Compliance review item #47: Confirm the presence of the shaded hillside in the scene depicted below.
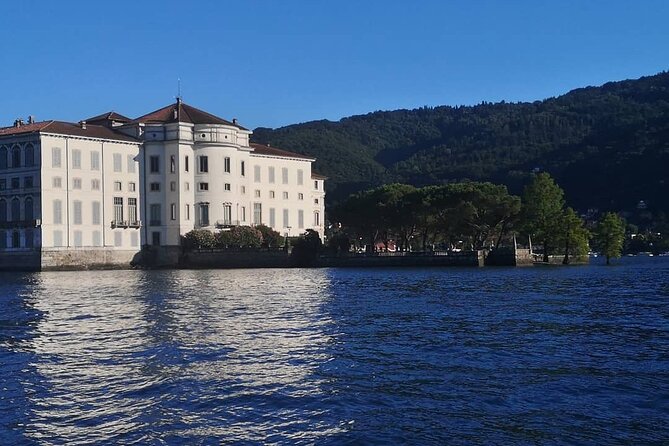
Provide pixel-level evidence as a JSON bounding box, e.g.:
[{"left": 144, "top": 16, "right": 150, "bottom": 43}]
[{"left": 252, "top": 71, "right": 669, "bottom": 214}]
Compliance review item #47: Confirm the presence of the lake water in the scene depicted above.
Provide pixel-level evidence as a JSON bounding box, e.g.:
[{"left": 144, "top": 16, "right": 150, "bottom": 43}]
[{"left": 1, "top": 258, "right": 668, "bottom": 445}]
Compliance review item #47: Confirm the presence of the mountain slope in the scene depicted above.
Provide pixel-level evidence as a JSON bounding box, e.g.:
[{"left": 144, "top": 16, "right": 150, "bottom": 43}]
[{"left": 252, "top": 71, "right": 669, "bottom": 213}]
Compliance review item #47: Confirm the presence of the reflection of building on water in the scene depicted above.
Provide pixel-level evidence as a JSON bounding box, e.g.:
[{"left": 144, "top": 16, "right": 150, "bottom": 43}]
[
  {"left": 19, "top": 269, "right": 341, "bottom": 443},
  {"left": 0, "top": 101, "right": 326, "bottom": 271}
]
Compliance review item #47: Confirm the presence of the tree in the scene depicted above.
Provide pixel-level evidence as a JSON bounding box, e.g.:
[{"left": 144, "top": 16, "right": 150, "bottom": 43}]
[
  {"left": 183, "top": 229, "right": 216, "bottom": 249},
  {"left": 255, "top": 224, "right": 282, "bottom": 248},
  {"left": 559, "top": 207, "right": 590, "bottom": 264},
  {"left": 521, "top": 173, "right": 566, "bottom": 262},
  {"left": 593, "top": 212, "right": 626, "bottom": 265}
]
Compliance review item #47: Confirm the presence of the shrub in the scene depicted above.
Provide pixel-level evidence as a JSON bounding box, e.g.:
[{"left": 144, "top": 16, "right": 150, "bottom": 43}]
[
  {"left": 183, "top": 229, "right": 216, "bottom": 249},
  {"left": 256, "top": 224, "right": 282, "bottom": 248}
]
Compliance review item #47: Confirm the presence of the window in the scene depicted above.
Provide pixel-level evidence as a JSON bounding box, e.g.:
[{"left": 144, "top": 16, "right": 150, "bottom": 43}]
[
  {"left": 314, "top": 180, "right": 319, "bottom": 190},
  {"left": 185, "top": 204, "right": 190, "bottom": 221},
  {"left": 223, "top": 204, "right": 232, "bottom": 225},
  {"left": 129, "top": 182, "right": 136, "bottom": 192},
  {"left": 25, "top": 145, "right": 34, "bottom": 167},
  {"left": 72, "top": 149, "right": 81, "bottom": 169},
  {"left": 53, "top": 200, "right": 62, "bottom": 224},
  {"left": 224, "top": 157, "right": 231, "bottom": 173},
  {"left": 283, "top": 191, "right": 289, "bottom": 200},
  {"left": 52, "top": 147, "right": 61, "bottom": 168},
  {"left": 73, "top": 201, "right": 82, "bottom": 225},
  {"left": 198, "top": 203, "right": 209, "bottom": 226},
  {"left": 199, "top": 182, "right": 209, "bottom": 191},
  {"left": 92, "top": 231, "right": 102, "bottom": 247},
  {"left": 91, "top": 179, "right": 101, "bottom": 190},
  {"left": 241, "top": 206, "right": 246, "bottom": 222},
  {"left": 269, "top": 191, "right": 275, "bottom": 199},
  {"left": 12, "top": 147, "right": 21, "bottom": 168},
  {"left": 0, "top": 230, "right": 5, "bottom": 248},
  {"left": 0, "top": 200, "right": 5, "bottom": 222},
  {"left": 254, "top": 165, "right": 260, "bottom": 182},
  {"left": 253, "top": 203, "right": 262, "bottom": 225},
  {"left": 297, "top": 169, "right": 304, "bottom": 185},
  {"left": 269, "top": 207, "right": 276, "bottom": 227},
  {"left": 152, "top": 232, "right": 160, "bottom": 246},
  {"left": 185, "top": 156, "right": 189, "bottom": 172},
  {"left": 53, "top": 230, "right": 63, "bottom": 247},
  {"left": 254, "top": 189, "right": 261, "bottom": 198},
  {"left": 283, "top": 209, "right": 289, "bottom": 228},
  {"left": 170, "top": 155, "right": 176, "bottom": 173},
  {"left": 12, "top": 231, "right": 20, "bottom": 248},
  {"left": 11, "top": 177, "right": 19, "bottom": 189},
  {"left": 114, "top": 232, "right": 122, "bottom": 247},
  {"left": 11, "top": 198, "right": 19, "bottom": 221},
  {"left": 241, "top": 186, "right": 246, "bottom": 194},
  {"left": 224, "top": 183, "right": 231, "bottom": 191},
  {"left": 298, "top": 193, "right": 304, "bottom": 200},
  {"left": 184, "top": 182, "right": 190, "bottom": 191},
  {"left": 113, "top": 153, "right": 122, "bottom": 172},
  {"left": 314, "top": 211, "right": 321, "bottom": 226},
  {"left": 298, "top": 210, "right": 304, "bottom": 229},
  {"left": 269, "top": 166, "right": 275, "bottom": 183},
  {"left": 0, "top": 179, "right": 4, "bottom": 191},
  {"left": 171, "top": 203, "right": 177, "bottom": 220},
  {"left": 91, "top": 151, "right": 100, "bottom": 170},
  {"left": 24, "top": 197, "right": 33, "bottom": 221},
  {"left": 53, "top": 177, "right": 62, "bottom": 188},
  {"left": 150, "top": 155, "right": 160, "bottom": 173},
  {"left": 170, "top": 181, "right": 176, "bottom": 191},
  {"left": 113, "top": 197, "right": 123, "bottom": 223},
  {"left": 127, "top": 155, "right": 136, "bottom": 173},
  {"left": 128, "top": 198, "right": 138, "bottom": 224},
  {"left": 24, "top": 176, "right": 33, "bottom": 188},
  {"left": 92, "top": 201, "right": 101, "bottom": 225},
  {"left": 282, "top": 167, "right": 288, "bottom": 184},
  {"left": 73, "top": 178, "right": 82, "bottom": 190},
  {"left": 0, "top": 147, "right": 6, "bottom": 169},
  {"left": 150, "top": 182, "right": 160, "bottom": 191},
  {"left": 315, "top": 198, "right": 319, "bottom": 204},
  {"left": 114, "top": 181, "right": 122, "bottom": 192},
  {"left": 25, "top": 229, "right": 34, "bottom": 248},
  {"left": 150, "top": 204, "right": 161, "bottom": 226},
  {"left": 240, "top": 161, "right": 245, "bottom": 177},
  {"left": 198, "top": 155, "right": 208, "bottom": 173},
  {"left": 131, "top": 231, "right": 138, "bottom": 247}
]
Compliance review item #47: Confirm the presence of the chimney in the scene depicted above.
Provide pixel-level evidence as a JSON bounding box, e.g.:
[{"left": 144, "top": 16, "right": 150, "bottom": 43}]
[
  {"left": 232, "top": 118, "right": 237, "bottom": 125},
  {"left": 14, "top": 119, "right": 21, "bottom": 128},
  {"left": 28, "top": 115, "right": 35, "bottom": 124},
  {"left": 80, "top": 121, "right": 87, "bottom": 129}
]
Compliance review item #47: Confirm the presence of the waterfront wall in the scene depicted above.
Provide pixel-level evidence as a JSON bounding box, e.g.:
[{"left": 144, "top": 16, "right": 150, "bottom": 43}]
[
  {"left": 318, "top": 251, "right": 485, "bottom": 268},
  {"left": 180, "top": 248, "right": 291, "bottom": 269},
  {"left": 41, "top": 248, "right": 141, "bottom": 271}
]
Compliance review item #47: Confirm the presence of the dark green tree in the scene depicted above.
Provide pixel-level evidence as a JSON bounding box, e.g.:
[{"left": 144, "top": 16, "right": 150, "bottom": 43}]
[
  {"left": 593, "top": 212, "right": 626, "bottom": 265},
  {"left": 521, "top": 173, "right": 566, "bottom": 262},
  {"left": 559, "top": 207, "right": 590, "bottom": 264}
]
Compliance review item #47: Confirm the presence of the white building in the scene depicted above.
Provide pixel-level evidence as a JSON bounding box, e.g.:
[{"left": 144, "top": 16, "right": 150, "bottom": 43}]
[{"left": 0, "top": 101, "right": 325, "bottom": 270}]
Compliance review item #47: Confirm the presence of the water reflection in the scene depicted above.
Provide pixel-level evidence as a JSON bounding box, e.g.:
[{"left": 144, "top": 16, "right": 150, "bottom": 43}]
[{"left": 3, "top": 269, "right": 339, "bottom": 444}]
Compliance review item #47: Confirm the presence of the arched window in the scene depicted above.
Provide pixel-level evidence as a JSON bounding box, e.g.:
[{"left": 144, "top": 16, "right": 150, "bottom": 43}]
[
  {"left": 25, "top": 197, "right": 34, "bottom": 221},
  {"left": 11, "top": 146, "right": 21, "bottom": 168},
  {"left": 0, "top": 199, "right": 6, "bottom": 222},
  {"left": 11, "top": 198, "right": 20, "bottom": 221},
  {"left": 0, "top": 146, "right": 7, "bottom": 169},
  {"left": 12, "top": 231, "right": 20, "bottom": 248},
  {"left": 25, "top": 229, "right": 34, "bottom": 248},
  {"left": 25, "top": 144, "right": 34, "bottom": 167},
  {"left": 0, "top": 230, "right": 6, "bottom": 249}
]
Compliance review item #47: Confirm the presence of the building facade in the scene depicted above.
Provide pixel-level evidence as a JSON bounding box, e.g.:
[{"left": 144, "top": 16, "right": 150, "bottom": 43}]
[{"left": 0, "top": 101, "right": 325, "bottom": 269}]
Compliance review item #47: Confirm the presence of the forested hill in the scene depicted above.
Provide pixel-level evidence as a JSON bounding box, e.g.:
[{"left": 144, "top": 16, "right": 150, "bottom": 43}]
[{"left": 252, "top": 71, "right": 669, "bottom": 213}]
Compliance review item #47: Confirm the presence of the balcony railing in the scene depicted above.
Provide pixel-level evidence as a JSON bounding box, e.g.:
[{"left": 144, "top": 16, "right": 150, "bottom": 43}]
[
  {"left": 0, "top": 219, "right": 41, "bottom": 229},
  {"left": 111, "top": 220, "right": 142, "bottom": 229},
  {"left": 215, "top": 219, "right": 240, "bottom": 228}
]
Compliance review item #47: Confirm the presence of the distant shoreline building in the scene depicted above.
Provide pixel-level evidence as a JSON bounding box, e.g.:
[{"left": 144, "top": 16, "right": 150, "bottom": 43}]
[{"left": 0, "top": 100, "right": 325, "bottom": 270}]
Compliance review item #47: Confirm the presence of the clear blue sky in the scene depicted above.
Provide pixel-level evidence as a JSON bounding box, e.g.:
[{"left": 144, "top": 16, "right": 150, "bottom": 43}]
[{"left": 1, "top": 0, "right": 667, "bottom": 129}]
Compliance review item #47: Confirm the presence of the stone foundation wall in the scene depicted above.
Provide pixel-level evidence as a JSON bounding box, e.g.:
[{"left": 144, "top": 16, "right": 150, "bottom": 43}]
[
  {"left": 0, "top": 250, "right": 41, "bottom": 271},
  {"left": 318, "top": 251, "right": 485, "bottom": 268},
  {"left": 180, "top": 249, "right": 291, "bottom": 269},
  {"left": 40, "top": 248, "right": 141, "bottom": 271}
]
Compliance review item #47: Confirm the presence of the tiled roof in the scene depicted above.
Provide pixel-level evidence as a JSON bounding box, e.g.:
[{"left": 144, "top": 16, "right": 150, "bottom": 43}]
[
  {"left": 84, "top": 111, "right": 131, "bottom": 123},
  {"left": 132, "top": 101, "right": 248, "bottom": 130},
  {"left": 311, "top": 172, "right": 328, "bottom": 180},
  {"left": 249, "top": 142, "right": 315, "bottom": 160},
  {"left": 0, "top": 120, "right": 138, "bottom": 142}
]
